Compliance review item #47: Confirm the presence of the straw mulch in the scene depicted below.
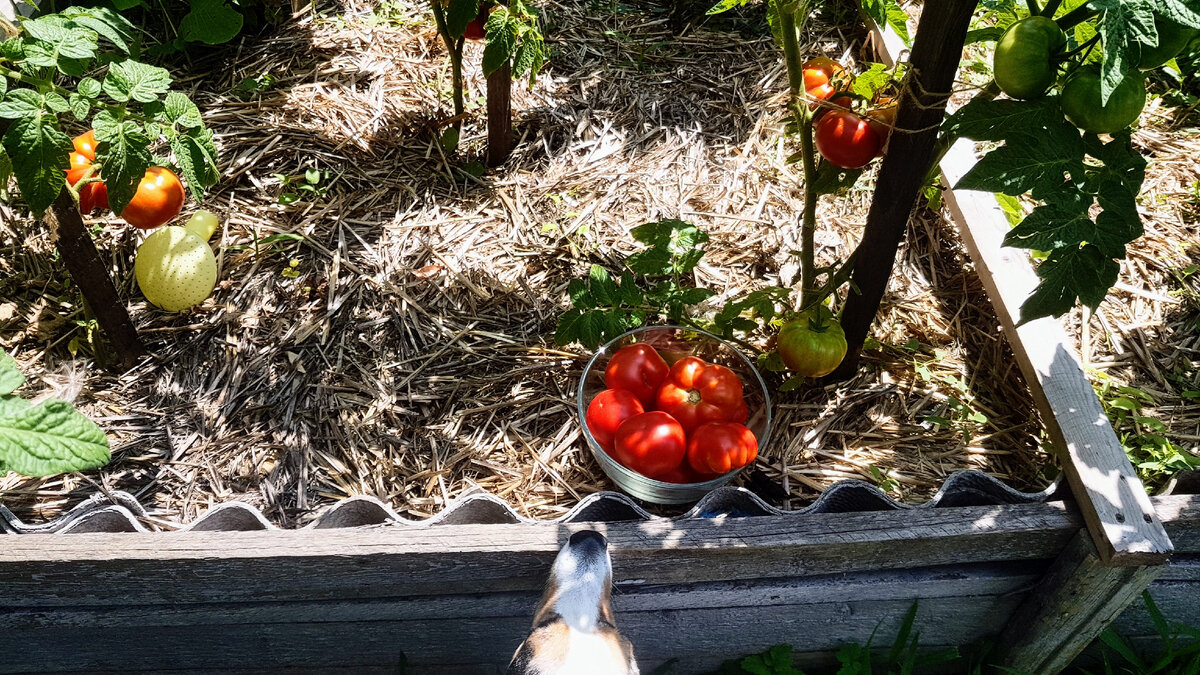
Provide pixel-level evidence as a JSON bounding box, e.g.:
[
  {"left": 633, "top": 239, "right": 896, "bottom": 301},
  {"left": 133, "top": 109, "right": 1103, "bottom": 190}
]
[{"left": 5, "top": 0, "right": 1149, "bottom": 528}]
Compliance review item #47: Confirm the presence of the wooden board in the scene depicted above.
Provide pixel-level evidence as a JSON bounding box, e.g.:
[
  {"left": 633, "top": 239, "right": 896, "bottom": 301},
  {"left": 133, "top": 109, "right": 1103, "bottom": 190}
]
[
  {"left": 939, "top": 142, "right": 1172, "bottom": 566},
  {"left": 0, "top": 562, "right": 1041, "bottom": 673},
  {"left": 864, "top": 6, "right": 1172, "bottom": 568},
  {"left": 0, "top": 500, "right": 1079, "bottom": 607}
]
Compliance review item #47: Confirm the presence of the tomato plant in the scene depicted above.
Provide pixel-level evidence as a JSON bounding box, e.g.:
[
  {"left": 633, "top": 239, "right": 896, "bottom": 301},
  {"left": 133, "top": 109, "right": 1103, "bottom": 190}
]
[
  {"left": 605, "top": 343, "right": 670, "bottom": 407},
  {"left": 120, "top": 167, "right": 186, "bottom": 229},
  {"left": 654, "top": 356, "right": 745, "bottom": 433},
  {"left": 612, "top": 411, "right": 687, "bottom": 480},
  {"left": 815, "top": 110, "right": 883, "bottom": 169},
  {"left": 777, "top": 307, "right": 848, "bottom": 378},
  {"left": 586, "top": 389, "right": 645, "bottom": 452},
  {"left": 1138, "top": 16, "right": 1198, "bottom": 69},
  {"left": 942, "top": 0, "right": 1200, "bottom": 323},
  {"left": 687, "top": 422, "right": 758, "bottom": 475}
]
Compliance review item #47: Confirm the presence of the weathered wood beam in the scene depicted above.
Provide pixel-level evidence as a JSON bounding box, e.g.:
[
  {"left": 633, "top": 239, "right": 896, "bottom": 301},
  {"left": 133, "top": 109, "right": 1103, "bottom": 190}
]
[
  {"left": 992, "top": 530, "right": 1162, "bottom": 674},
  {"left": 940, "top": 140, "right": 1172, "bottom": 566},
  {"left": 0, "top": 500, "right": 1081, "bottom": 607},
  {"left": 486, "top": 62, "right": 513, "bottom": 167},
  {"left": 831, "top": 0, "right": 977, "bottom": 378}
]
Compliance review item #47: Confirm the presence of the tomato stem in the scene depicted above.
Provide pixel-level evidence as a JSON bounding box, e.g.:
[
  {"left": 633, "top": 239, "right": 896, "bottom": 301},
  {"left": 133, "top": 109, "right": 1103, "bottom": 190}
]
[
  {"left": 1040, "top": 0, "right": 1063, "bottom": 17},
  {"left": 0, "top": 65, "right": 73, "bottom": 100},
  {"left": 429, "top": 0, "right": 467, "bottom": 130},
  {"left": 778, "top": 2, "right": 820, "bottom": 309},
  {"left": 1024, "top": 0, "right": 1041, "bottom": 17},
  {"left": 1055, "top": 2, "right": 1099, "bottom": 30}
]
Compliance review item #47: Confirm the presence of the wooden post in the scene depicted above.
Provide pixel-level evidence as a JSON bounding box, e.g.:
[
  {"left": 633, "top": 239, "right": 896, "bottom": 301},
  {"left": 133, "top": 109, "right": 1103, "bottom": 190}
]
[
  {"left": 991, "top": 530, "right": 1161, "bottom": 674},
  {"left": 828, "top": 0, "right": 977, "bottom": 380},
  {"left": 486, "top": 61, "right": 513, "bottom": 167},
  {"left": 44, "top": 187, "right": 145, "bottom": 369}
]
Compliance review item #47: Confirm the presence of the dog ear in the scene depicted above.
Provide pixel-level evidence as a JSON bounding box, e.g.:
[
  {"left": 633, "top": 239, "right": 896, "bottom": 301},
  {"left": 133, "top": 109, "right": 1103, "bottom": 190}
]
[{"left": 505, "top": 639, "right": 535, "bottom": 675}]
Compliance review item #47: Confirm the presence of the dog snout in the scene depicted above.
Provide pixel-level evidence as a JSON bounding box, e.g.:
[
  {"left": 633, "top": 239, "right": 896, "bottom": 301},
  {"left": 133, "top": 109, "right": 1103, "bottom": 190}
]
[{"left": 567, "top": 529, "right": 607, "bottom": 555}]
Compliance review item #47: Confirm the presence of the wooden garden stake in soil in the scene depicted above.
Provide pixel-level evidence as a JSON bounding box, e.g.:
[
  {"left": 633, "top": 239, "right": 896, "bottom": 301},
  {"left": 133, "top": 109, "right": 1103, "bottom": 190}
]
[
  {"left": 44, "top": 188, "right": 145, "bottom": 369},
  {"left": 829, "top": 0, "right": 978, "bottom": 380},
  {"left": 486, "top": 62, "right": 513, "bottom": 167}
]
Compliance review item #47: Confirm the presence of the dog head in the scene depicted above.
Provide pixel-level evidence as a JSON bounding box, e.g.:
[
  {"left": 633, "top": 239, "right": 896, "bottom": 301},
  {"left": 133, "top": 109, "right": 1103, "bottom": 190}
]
[{"left": 506, "top": 530, "right": 638, "bottom": 675}]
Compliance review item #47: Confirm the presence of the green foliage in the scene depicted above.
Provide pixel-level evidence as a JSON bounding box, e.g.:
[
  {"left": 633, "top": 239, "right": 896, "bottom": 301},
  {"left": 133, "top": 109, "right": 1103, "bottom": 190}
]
[
  {"left": 1082, "top": 592, "right": 1200, "bottom": 675},
  {"left": 554, "top": 219, "right": 717, "bottom": 350},
  {"left": 0, "top": 350, "right": 110, "bottom": 478},
  {"left": 1093, "top": 372, "right": 1200, "bottom": 492},
  {"left": 103, "top": 0, "right": 250, "bottom": 50},
  {"left": 860, "top": 0, "right": 911, "bottom": 45},
  {"left": 0, "top": 6, "right": 220, "bottom": 214},
  {"left": 946, "top": 95, "right": 1147, "bottom": 323}
]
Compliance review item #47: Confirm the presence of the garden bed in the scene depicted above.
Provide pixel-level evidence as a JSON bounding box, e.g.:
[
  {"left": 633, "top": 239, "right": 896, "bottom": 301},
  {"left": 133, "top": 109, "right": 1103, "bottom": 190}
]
[{"left": 0, "top": 0, "right": 1054, "bottom": 525}]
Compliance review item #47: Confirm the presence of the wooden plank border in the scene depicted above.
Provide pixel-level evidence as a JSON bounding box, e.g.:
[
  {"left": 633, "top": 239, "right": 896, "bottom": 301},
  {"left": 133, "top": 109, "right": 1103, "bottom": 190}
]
[{"left": 865, "top": 16, "right": 1172, "bottom": 566}]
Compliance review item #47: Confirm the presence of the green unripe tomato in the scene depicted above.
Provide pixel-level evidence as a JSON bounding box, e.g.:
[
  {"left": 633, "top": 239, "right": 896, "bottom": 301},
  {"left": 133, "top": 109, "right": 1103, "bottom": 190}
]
[
  {"left": 135, "top": 225, "right": 218, "bottom": 312},
  {"left": 1139, "top": 17, "right": 1199, "bottom": 70},
  {"left": 1060, "top": 66, "right": 1147, "bottom": 134},
  {"left": 776, "top": 307, "right": 848, "bottom": 379},
  {"left": 994, "top": 16, "right": 1066, "bottom": 100}
]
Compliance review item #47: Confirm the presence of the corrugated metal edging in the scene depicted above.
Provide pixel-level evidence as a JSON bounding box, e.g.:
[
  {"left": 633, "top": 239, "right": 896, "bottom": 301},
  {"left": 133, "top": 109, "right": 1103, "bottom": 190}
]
[{"left": 1, "top": 469, "right": 1063, "bottom": 534}]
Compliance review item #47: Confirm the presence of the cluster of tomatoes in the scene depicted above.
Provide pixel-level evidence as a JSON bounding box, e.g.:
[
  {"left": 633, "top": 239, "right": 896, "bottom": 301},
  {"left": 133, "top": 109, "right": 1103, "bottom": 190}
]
[
  {"left": 992, "top": 15, "right": 1176, "bottom": 134},
  {"left": 66, "top": 130, "right": 186, "bottom": 229},
  {"left": 585, "top": 343, "right": 759, "bottom": 484},
  {"left": 802, "top": 57, "right": 897, "bottom": 170}
]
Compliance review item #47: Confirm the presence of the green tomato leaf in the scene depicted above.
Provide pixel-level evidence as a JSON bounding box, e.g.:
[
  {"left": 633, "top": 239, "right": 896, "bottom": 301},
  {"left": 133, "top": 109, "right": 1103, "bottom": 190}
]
[
  {"left": 618, "top": 270, "right": 643, "bottom": 306},
  {"left": 68, "top": 93, "right": 91, "bottom": 120},
  {"left": 2, "top": 112, "right": 72, "bottom": 214},
  {"left": 103, "top": 59, "right": 172, "bottom": 103},
  {"left": 955, "top": 132, "right": 1086, "bottom": 197},
  {"left": 707, "top": 0, "right": 751, "bottom": 14},
  {"left": 44, "top": 92, "right": 69, "bottom": 114},
  {"left": 1096, "top": 0, "right": 1155, "bottom": 104},
  {"left": 511, "top": 30, "right": 546, "bottom": 82},
  {"left": 482, "top": 9, "right": 519, "bottom": 77},
  {"left": 588, "top": 265, "right": 618, "bottom": 306},
  {"left": 180, "top": 0, "right": 245, "bottom": 45},
  {"left": 943, "top": 96, "right": 1073, "bottom": 142},
  {"left": 93, "top": 110, "right": 151, "bottom": 214},
  {"left": 445, "top": 0, "right": 481, "bottom": 39},
  {"left": 21, "top": 15, "right": 99, "bottom": 70},
  {"left": 76, "top": 77, "right": 103, "bottom": 99},
  {"left": 169, "top": 125, "right": 220, "bottom": 201},
  {"left": 1158, "top": 0, "right": 1200, "bottom": 28},
  {"left": 163, "top": 91, "right": 204, "bottom": 129},
  {"left": 0, "top": 351, "right": 24, "bottom": 396},
  {"left": 568, "top": 278, "right": 594, "bottom": 309},
  {"left": 1093, "top": 176, "right": 1143, "bottom": 258},
  {"left": 0, "top": 89, "right": 44, "bottom": 119},
  {"left": 60, "top": 6, "right": 138, "bottom": 55},
  {"left": 851, "top": 63, "right": 891, "bottom": 100},
  {"left": 0, "top": 398, "right": 110, "bottom": 477},
  {"left": 555, "top": 308, "right": 583, "bottom": 345},
  {"left": 765, "top": 0, "right": 783, "bottom": 49},
  {"left": 1002, "top": 194, "right": 1093, "bottom": 253},
  {"left": 1020, "top": 244, "right": 1119, "bottom": 322},
  {"left": 0, "top": 146, "right": 13, "bottom": 201},
  {"left": 812, "top": 160, "right": 864, "bottom": 195}
]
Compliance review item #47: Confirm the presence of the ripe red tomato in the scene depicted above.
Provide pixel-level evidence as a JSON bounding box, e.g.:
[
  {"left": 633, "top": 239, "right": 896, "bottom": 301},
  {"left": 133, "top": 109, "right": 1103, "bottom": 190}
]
[
  {"left": 66, "top": 151, "right": 92, "bottom": 185},
  {"left": 687, "top": 422, "right": 758, "bottom": 475},
  {"left": 73, "top": 130, "right": 99, "bottom": 161},
  {"left": 612, "top": 411, "right": 686, "bottom": 480},
  {"left": 803, "top": 57, "right": 843, "bottom": 109},
  {"left": 656, "top": 462, "right": 718, "bottom": 484},
  {"left": 815, "top": 110, "right": 882, "bottom": 169},
  {"left": 463, "top": 3, "right": 489, "bottom": 40},
  {"left": 121, "top": 167, "right": 185, "bottom": 229},
  {"left": 604, "top": 343, "right": 669, "bottom": 407},
  {"left": 865, "top": 100, "right": 897, "bottom": 151},
  {"left": 586, "top": 389, "right": 645, "bottom": 452},
  {"left": 654, "top": 356, "right": 745, "bottom": 433},
  {"left": 79, "top": 181, "right": 109, "bottom": 214}
]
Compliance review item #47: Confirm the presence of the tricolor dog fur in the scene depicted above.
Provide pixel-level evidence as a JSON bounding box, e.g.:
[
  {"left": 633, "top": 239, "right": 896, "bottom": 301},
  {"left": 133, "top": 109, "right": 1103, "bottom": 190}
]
[{"left": 506, "top": 530, "right": 639, "bottom": 675}]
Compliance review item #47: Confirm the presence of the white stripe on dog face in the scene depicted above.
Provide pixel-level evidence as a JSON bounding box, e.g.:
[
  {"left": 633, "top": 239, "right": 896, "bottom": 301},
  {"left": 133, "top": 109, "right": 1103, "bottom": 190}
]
[{"left": 549, "top": 532, "right": 612, "bottom": 632}]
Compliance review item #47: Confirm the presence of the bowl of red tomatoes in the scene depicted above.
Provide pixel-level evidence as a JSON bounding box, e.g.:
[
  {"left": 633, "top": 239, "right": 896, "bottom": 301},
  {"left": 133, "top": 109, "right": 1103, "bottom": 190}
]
[{"left": 577, "top": 326, "right": 772, "bottom": 504}]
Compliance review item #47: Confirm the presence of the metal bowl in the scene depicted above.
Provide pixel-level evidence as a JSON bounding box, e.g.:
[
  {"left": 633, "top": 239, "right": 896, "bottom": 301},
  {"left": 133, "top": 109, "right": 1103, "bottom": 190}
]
[{"left": 576, "top": 325, "right": 772, "bottom": 504}]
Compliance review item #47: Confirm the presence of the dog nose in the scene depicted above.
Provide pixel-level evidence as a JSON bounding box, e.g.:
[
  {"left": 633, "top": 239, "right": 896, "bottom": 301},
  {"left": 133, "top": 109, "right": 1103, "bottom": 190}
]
[{"left": 567, "top": 529, "right": 607, "bottom": 553}]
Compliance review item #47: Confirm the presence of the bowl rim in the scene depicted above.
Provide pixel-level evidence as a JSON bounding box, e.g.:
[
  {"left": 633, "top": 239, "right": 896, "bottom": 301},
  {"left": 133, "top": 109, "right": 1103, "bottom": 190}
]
[{"left": 576, "top": 324, "right": 773, "bottom": 490}]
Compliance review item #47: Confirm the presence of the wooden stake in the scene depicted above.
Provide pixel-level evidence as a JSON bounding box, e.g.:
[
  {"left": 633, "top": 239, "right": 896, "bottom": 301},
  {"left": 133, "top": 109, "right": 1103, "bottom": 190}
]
[
  {"left": 44, "top": 187, "right": 145, "bottom": 369},
  {"left": 829, "top": 0, "right": 977, "bottom": 380},
  {"left": 486, "top": 61, "right": 513, "bottom": 167}
]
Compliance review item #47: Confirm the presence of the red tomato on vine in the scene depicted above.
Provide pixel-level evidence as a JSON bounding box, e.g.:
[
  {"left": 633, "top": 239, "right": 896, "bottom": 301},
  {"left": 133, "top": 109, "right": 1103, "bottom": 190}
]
[{"left": 814, "top": 110, "right": 882, "bottom": 169}]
